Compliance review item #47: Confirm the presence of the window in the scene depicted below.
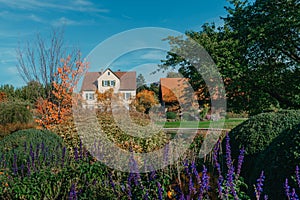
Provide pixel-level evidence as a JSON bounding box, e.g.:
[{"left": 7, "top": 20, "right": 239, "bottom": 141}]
[
  {"left": 108, "top": 72, "right": 110, "bottom": 75},
  {"left": 124, "top": 93, "right": 131, "bottom": 100},
  {"left": 102, "top": 80, "right": 115, "bottom": 87},
  {"left": 102, "top": 80, "right": 109, "bottom": 86},
  {"left": 85, "top": 93, "right": 94, "bottom": 100}
]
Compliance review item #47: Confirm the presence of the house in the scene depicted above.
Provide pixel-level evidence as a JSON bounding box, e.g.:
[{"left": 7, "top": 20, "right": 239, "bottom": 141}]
[
  {"left": 160, "top": 78, "right": 198, "bottom": 113},
  {"left": 81, "top": 68, "right": 136, "bottom": 108}
]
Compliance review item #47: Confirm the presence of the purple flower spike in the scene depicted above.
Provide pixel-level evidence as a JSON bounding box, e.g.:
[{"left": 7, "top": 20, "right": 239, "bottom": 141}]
[
  {"left": 69, "top": 183, "right": 77, "bottom": 200},
  {"left": 255, "top": 171, "right": 265, "bottom": 200},
  {"left": 285, "top": 178, "right": 290, "bottom": 198},
  {"left": 157, "top": 182, "right": 163, "bottom": 200},
  {"left": 236, "top": 147, "right": 245, "bottom": 180},
  {"left": 199, "top": 165, "right": 209, "bottom": 199},
  {"left": 296, "top": 166, "right": 300, "bottom": 189},
  {"left": 290, "top": 188, "right": 299, "bottom": 200}
]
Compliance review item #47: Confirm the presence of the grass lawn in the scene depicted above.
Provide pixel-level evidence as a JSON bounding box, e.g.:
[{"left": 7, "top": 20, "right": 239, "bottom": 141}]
[{"left": 157, "top": 118, "right": 247, "bottom": 129}]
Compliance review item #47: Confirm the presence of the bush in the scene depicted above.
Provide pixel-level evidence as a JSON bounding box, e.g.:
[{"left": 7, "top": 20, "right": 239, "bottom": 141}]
[
  {"left": 166, "top": 112, "right": 177, "bottom": 120},
  {"left": 225, "top": 110, "right": 300, "bottom": 195},
  {"left": 0, "top": 129, "right": 67, "bottom": 170},
  {"left": 0, "top": 101, "right": 33, "bottom": 125},
  {"left": 0, "top": 101, "right": 35, "bottom": 139},
  {"left": 251, "top": 123, "right": 300, "bottom": 199},
  {"left": 227, "top": 110, "right": 300, "bottom": 157}
]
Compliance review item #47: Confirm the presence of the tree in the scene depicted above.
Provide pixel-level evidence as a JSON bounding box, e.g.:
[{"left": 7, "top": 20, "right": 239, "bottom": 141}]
[
  {"left": 35, "top": 56, "right": 88, "bottom": 128},
  {"left": 131, "top": 90, "right": 159, "bottom": 114},
  {"left": 166, "top": 71, "right": 182, "bottom": 78},
  {"left": 224, "top": 0, "right": 300, "bottom": 112},
  {"left": 136, "top": 73, "right": 146, "bottom": 88},
  {"left": 160, "top": 0, "right": 300, "bottom": 115},
  {"left": 16, "top": 28, "right": 80, "bottom": 96},
  {"left": 160, "top": 23, "right": 246, "bottom": 112},
  {"left": 0, "top": 92, "right": 7, "bottom": 102}
]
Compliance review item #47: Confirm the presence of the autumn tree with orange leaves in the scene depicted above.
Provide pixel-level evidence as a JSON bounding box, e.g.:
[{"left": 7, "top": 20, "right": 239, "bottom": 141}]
[
  {"left": 35, "top": 56, "right": 88, "bottom": 128},
  {"left": 131, "top": 90, "right": 159, "bottom": 114},
  {"left": 0, "top": 92, "right": 7, "bottom": 103}
]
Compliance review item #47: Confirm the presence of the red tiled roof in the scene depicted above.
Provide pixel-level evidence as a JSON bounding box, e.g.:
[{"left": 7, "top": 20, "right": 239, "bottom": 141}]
[{"left": 160, "top": 78, "right": 191, "bottom": 103}]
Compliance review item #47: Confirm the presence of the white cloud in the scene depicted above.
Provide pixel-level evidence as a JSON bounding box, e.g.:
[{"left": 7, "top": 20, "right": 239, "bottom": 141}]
[
  {"left": 51, "top": 17, "right": 95, "bottom": 27},
  {"left": 0, "top": 0, "right": 109, "bottom": 13},
  {"left": 140, "top": 51, "right": 167, "bottom": 60}
]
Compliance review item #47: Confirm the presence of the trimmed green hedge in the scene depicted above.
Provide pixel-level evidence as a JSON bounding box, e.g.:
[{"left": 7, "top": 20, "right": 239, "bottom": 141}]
[
  {"left": 228, "top": 110, "right": 300, "bottom": 157},
  {"left": 224, "top": 110, "right": 300, "bottom": 197},
  {"left": 252, "top": 123, "right": 300, "bottom": 199}
]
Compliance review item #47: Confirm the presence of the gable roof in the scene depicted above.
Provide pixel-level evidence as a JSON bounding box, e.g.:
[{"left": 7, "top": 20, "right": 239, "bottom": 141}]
[
  {"left": 81, "top": 72, "right": 101, "bottom": 91},
  {"left": 80, "top": 69, "right": 136, "bottom": 92},
  {"left": 118, "top": 71, "right": 136, "bottom": 90}
]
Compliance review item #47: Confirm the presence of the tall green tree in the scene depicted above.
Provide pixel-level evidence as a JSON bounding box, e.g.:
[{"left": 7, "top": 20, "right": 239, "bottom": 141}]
[{"left": 224, "top": 0, "right": 300, "bottom": 112}]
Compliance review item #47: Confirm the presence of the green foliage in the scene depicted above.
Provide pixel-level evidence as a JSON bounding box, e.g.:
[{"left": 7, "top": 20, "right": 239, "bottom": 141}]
[
  {"left": 251, "top": 123, "right": 300, "bottom": 199},
  {"left": 226, "top": 110, "right": 300, "bottom": 196},
  {"left": 166, "top": 111, "right": 177, "bottom": 120},
  {"left": 225, "top": 0, "right": 300, "bottom": 113},
  {"left": 0, "top": 129, "right": 67, "bottom": 169},
  {"left": 0, "top": 101, "right": 33, "bottom": 125},
  {"left": 228, "top": 110, "right": 300, "bottom": 156}
]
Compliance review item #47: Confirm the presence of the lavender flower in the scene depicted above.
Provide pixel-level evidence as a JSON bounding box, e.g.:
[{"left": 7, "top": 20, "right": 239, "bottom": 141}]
[
  {"left": 296, "top": 166, "right": 300, "bottom": 189},
  {"left": 290, "top": 188, "right": 299, "bottom": 200},
  {"left": 69, "top": 183, "right": 77, "bottom": 200},
  {"left": 285, "top": 178, "right": 291, "bottom": 198},
  {"left": 236, "top": 147, "right": 245, "bottom": 180},
  {"left": 213, "top": 139, "right": 223, "bottom": 198},
  {"left": 188, "top": 175, "right": 196, "bottom": 196},
  {"left": 12, "top": 153, "right": 18, "bottom": 175},
  {"left": 255, "top": 171, "right": 265, "bottom": 200},
  {"left": 157, "top": 181, "right": 163, "bottom": 200},
  {"left": 74, "top": 147, "right": 79, "bottom": 161},
  {"left": 199, "top": 165, "right": 209, "bottom": 199}
]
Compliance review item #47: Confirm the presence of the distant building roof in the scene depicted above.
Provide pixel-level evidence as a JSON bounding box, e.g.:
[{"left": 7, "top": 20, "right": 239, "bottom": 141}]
[{"left": 160, "top": 78, "right": 191, "bottom": 103}]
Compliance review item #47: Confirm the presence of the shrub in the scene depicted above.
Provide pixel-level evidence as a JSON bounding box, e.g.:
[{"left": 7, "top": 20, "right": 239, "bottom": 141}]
[
  {"left": 166, "top": 112, "right": 177, "bottom": 120},
  {"left": 0, "top": 101, "right": 35, "bottom": 139},
  {"left": 0, "top": 129, "right": 67, "bottom": 170},
  {"left": 0, "top": 101, "right": 33, "bottom": 125},
  {"left": 225, "top": 110, "right": 300, "bottom": 194},
  {"left": 227, "top": 110, "right": 300, "bottom": 157},
  {"left": 250, "top": 123, "right": 300, "bottom": 199}
]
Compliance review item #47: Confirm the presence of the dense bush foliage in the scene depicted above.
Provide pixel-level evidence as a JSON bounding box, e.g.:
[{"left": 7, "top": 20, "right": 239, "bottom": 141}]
[
  {"left": 0, "top": 129, "right": 67, "bottom": 170},
  {"left": 251, "top": 123, "right": 300, "bottom": 199},
  {"left": 228, "top": 110, "right": 300, "bottom": 157},
  {"left": 166, "top": 111, "right": 177, "bottom": 120},
  {"left": 226, "top": 110, "right": 300, "bottom": 196},
  {"left": 0, "top": 101, "right": 35, "bottom": 139},
  {"left": 0, "top": 101, "right": 33, "bottom": 125}
]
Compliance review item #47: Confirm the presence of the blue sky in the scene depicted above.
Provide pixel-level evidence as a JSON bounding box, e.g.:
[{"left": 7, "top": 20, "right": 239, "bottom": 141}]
[{"left": 0, "top": 0, "right": 230, "bottom": 87}]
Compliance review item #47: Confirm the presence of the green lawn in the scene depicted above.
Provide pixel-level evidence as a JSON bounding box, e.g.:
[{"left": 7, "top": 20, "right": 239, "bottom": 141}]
[{"left": 157, "top": 118, "right": 247, "bottom": 129}]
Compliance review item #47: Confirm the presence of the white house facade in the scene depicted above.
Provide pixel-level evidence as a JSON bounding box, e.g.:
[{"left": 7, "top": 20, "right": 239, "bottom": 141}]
[{"left": 81, "top": 68, "right": 136, "bottom": 109}]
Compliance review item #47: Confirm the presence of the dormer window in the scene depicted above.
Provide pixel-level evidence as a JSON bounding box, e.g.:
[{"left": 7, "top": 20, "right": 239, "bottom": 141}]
[{"left": 108, "top": 72, "right": 110, "bottom": 75}]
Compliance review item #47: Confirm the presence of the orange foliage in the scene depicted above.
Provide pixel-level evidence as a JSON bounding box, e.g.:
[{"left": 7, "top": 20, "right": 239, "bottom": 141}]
[
  {"left": 35, "top": 56, "right": 88, "bottom": 128},
  {"left": 0, "top": 92, "right": 7, "bottom": 102},
  {"left": 131, "top": 90, "right": 158, "bottom": 113},
  {"left": 95, "top": 88, "right": 114, "bottom": 111}
]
